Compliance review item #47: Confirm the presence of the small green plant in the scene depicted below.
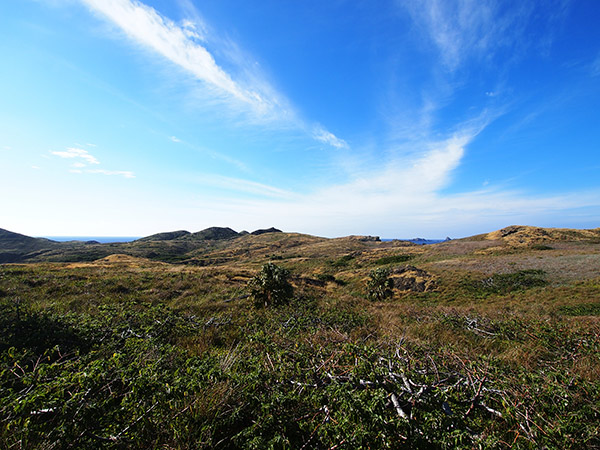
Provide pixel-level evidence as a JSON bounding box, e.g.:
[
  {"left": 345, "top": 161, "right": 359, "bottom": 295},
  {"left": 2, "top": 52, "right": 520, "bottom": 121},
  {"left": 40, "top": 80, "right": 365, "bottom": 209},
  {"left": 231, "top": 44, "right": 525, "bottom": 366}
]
[
  {"left": 374, "top": 254, "right": 412, "bottom": 265},
  {"left": 531, "top": 244, "right": 553, "bottom": 250},
  {"left": 248, "top": 263, "right": 294, "bottom": 307},
  {"left": 558, "top": 302, "right": 600, "bottom": 316},
  {"left": 330, "top": 254, "right": 355, "bottom": 268},
  {"left": 366, "top": 268, "right": 394, "bottom": 301},
  {"left": 462, "top": 269, "right": 548, "bottom": 296}
]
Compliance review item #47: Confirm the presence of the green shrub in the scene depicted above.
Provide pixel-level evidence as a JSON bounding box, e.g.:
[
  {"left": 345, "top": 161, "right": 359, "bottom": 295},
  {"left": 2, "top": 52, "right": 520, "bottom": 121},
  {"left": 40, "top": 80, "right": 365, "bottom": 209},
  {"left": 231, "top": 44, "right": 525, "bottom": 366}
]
[
  {"left": 463, "top": 269, "right": 547, "bottom": 296},
  {"left": 248, "top": 263, "right": 294, "bottom": 307},
  {"left": 531, "top": 244, "right": 553, "bottom": 250},
  {"left": 366, "top": 268, "right": 394, "bottom": 301},
  {"left": 558, "top": 302, "right": 600, "bottom": 316},
  {"left": 374, "top": 254, "right": 412, "bottom": 265},
  {"left": 330, "top": 254, "right": 355, "bottom": 268}
]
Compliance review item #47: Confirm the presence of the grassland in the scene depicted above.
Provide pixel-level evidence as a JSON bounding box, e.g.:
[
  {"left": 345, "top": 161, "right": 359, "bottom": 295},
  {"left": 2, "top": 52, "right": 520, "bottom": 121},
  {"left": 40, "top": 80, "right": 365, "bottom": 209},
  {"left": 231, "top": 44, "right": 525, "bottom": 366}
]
[{"left": 1, "top": 225, "right": 599, "bottom": 449}]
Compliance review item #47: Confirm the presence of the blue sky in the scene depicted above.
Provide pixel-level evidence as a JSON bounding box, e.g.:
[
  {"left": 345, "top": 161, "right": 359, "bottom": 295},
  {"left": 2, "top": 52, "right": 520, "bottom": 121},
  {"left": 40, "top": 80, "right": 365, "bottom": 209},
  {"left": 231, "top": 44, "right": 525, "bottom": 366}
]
[{"left": 1, "top": 0, "right": 599, "bottom": 238}]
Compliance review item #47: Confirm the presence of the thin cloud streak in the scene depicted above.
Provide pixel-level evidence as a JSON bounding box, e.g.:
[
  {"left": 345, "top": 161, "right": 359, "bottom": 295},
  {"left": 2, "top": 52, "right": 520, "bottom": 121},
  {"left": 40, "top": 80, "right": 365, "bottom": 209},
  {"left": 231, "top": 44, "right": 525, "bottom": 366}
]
[
  {"left": 196, "top": 174, "right": 298, "bottom": 199},
  {"left": 79, "top": 0, "right": 344, "bottom": 147},
  {"left": 51, "top": 147, "right": 100, "bottom": 165},
  {"left": 52, "top": 146, "right": 134, "bottom": 178},
  {"left": 402, "top": 0, "right": 553, "bottom": 71},
  {"left": 81, "top": 0, "right": 262, "bottom": 108},
  {"left": 312, "top": 125, "right": 348, "bottom": 149},
  {"left": 591, "top": 52, "right": 600, "bottom": 77},
  {"left": 177, "top": 125, "right": 600, "bottom": 237},
  {"left": 88, "top": 169, "right": 135, "bottom": 178}
]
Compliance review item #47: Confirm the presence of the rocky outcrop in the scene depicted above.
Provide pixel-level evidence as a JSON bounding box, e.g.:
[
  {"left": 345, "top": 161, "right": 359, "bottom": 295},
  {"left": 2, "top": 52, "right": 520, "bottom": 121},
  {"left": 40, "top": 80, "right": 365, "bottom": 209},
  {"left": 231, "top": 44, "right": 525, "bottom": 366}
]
[
  {"left": 390, "top": 265, "right": 436, "bottom": 292},
  {"left": 348, "top": 235, "right": 380, "bottom": 242},
  {"left": 251, "top": 227, "right": 282, "bottom": 236}
]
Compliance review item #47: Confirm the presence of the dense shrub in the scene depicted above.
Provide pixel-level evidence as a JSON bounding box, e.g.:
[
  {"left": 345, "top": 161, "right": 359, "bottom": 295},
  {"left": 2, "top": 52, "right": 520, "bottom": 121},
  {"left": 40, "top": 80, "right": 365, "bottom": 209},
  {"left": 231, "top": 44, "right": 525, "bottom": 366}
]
[
  {"left": 366, "top": 268, "right": 394, "bottom": 301},
  {"left": 248, "top": 263, "right": 294, "bottom": 307}
]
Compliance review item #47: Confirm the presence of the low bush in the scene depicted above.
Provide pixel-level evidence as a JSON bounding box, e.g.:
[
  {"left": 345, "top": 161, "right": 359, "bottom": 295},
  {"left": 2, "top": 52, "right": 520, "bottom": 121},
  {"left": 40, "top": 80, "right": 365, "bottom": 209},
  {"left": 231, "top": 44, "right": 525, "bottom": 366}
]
[
  {"left": 366, "top": 268, "right": 394, "bottom": 301},
  {"left": 463, "top": 269, "right": 548, "bottom": 296},
  {"left": 248, "top": 263, "right": 294, "bottom": 307}
]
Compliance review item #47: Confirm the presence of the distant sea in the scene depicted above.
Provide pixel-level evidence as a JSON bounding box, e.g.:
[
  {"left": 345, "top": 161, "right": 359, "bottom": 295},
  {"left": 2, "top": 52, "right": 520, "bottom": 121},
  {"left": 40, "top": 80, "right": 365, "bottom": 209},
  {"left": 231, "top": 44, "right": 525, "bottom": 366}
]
[
  {"left": 381, "top": 238, "right": 446, "bottom": 245},
  {"left": 43, "top": 236, "right": 140, "bottom": 244}
]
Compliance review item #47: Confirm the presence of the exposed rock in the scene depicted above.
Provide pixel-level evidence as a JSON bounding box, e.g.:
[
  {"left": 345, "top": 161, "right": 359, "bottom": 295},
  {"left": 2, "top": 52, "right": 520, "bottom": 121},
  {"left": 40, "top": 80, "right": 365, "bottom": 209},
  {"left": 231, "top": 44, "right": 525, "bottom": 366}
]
[
  {"left": 390, "top": 265, "right": 437, "bottom": 292},
  {"left": 251, "top": 227, "right": 282, "bottom": 235},
  {"left": 348, "top": 235, "right": 380, "bottom": 242}
]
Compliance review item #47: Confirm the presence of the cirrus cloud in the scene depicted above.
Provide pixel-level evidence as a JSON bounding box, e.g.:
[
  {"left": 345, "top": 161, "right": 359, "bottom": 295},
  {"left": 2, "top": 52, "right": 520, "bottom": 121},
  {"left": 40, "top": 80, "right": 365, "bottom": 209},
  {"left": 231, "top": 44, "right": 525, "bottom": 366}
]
[{"left": 51, "top": 147, "right": 100, "bottom": 165}]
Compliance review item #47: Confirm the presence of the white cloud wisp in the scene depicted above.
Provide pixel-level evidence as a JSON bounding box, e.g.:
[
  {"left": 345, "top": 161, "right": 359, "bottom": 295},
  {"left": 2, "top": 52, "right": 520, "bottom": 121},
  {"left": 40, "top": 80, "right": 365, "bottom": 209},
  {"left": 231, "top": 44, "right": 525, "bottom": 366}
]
[
  {"left": 170, "top": 124, "right": 600, "bottom": 237},
  {"left": 81, "top": 0, "right": 262, "bottom": 107},
  {"left": 51, "top": 147, "right": 100, "bottom": 165},
  {"left": 402, "top": 0, "right": 542, "bottom": 71},
  {"left": 79, "top": 0, "right": 345, "bottom": 148},
  {"left": 51, "top": 146, "right": 135, "bottom": 178}
]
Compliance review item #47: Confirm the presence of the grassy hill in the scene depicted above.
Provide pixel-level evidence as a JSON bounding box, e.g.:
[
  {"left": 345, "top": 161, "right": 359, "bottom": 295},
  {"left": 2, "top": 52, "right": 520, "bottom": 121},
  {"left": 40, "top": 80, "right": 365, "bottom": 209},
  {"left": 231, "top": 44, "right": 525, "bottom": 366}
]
[{"left": 1, "top": 225, "right": 599, "bottom": 448}]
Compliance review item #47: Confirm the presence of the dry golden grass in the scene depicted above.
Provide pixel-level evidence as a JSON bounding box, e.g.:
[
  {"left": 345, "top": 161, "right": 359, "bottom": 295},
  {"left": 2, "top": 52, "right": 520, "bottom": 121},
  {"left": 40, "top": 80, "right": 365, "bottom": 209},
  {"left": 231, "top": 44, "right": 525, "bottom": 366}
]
[{"left": 486, "top": 225, "right": 600, "bottom": 246}]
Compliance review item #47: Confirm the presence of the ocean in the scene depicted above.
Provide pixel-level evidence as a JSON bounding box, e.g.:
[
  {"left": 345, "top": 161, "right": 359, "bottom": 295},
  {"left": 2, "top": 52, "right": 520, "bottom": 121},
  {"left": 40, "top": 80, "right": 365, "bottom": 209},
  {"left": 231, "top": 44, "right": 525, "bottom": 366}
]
[{"left": 381, "top": 238, "right": 446, "bottom": 245}]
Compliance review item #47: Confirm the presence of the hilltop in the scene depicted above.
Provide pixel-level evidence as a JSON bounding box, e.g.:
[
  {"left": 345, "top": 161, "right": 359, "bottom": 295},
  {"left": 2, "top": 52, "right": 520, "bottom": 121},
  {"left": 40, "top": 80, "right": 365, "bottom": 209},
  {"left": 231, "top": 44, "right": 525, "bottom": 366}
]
[
  {"left": 0, "top": 226, "right": 282, "bottom": 264},
  {"left": 2, "top": 224, "right": 599, "bottom": 266}
]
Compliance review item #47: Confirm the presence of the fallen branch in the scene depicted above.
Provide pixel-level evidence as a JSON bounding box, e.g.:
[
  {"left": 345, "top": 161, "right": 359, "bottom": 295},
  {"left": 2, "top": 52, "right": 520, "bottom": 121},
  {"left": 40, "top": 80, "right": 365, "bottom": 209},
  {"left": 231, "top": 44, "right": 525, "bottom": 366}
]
[{"left": 391, "top": 393, "right": 409, "bottom": 420}]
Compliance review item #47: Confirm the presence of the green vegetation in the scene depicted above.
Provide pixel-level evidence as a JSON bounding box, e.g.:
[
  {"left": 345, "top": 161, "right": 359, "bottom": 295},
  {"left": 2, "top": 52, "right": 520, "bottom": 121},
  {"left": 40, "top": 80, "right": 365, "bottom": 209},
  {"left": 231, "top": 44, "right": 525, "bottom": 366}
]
[
  {"left": 558, "top": 302, "right": 600, "bottom": 316},
  {"left": 373, "top": 254, "right": 412, "bottom": 265},
  {"left": 366, "top": 268, "right": 394, "bottom": 301},
  {"left": 463, "top": 269, "right": 548, "bottom": 296},
  {"left": 248, "top": 263, "right": 294, "bottom": 307},
  {"left": 531, "top": 244, "right": 553, "bottom": 251},
  {"left": 330, "top": 254, "right": 356, "bottom": 268},
  {"left": 1, "top": 226, "right": 600, "bottom": 448}
]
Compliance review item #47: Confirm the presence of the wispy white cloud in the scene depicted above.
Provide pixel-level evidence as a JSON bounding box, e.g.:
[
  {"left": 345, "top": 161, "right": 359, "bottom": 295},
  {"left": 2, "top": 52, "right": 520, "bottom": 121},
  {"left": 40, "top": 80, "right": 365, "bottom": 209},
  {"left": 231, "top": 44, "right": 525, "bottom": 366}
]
[
  {"left": 312, "top": 125, "right": 348, "bottom": 149},
  {"left": 80, "top": 0, "right": 285, "bottom": 118},
  {"left": 182, "top": 129, "right": 475, "bottom": 232},
  {"left": 171, "top": 110, "right": 600, "bottom": 237},
  {"left": 591, "top": 52, "right": 600, "bottom": 77},
  {"left": 78, "top": 0, "right": 343, "bottom": 148},
  {"left": 197, "top": 174, "right": 297, "bottom": 199},
  {"left": 401, "top": 0, "right": 560, "bottom": 71},
  {"left": 185, "top": 163, "right": 600, "bottom": 239},
  {"left": 88, "top": 169, "right": 135, "bottom": 178},
  {"left": 52, "top": 145, "right": 134, "bottom": 178},
  {"left": 51, "top": 147, "right": 100, "bottom": 165},
  {"left": 170, "top": 136, "right": 181, "bottom": 143}
]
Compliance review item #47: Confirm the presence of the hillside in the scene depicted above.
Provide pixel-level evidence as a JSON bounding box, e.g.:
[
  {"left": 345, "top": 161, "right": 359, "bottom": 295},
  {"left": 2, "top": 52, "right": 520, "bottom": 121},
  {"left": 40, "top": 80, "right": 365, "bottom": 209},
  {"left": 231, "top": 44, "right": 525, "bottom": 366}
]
[
  {"left": 0, "top": 226, "right": 286, "bottom": 264},
  {"left": 1, "top": 225, "right": 599, "bottom": 448},
  {"left": 0, "top": 228, "right": 61, "bottom": 263}
]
